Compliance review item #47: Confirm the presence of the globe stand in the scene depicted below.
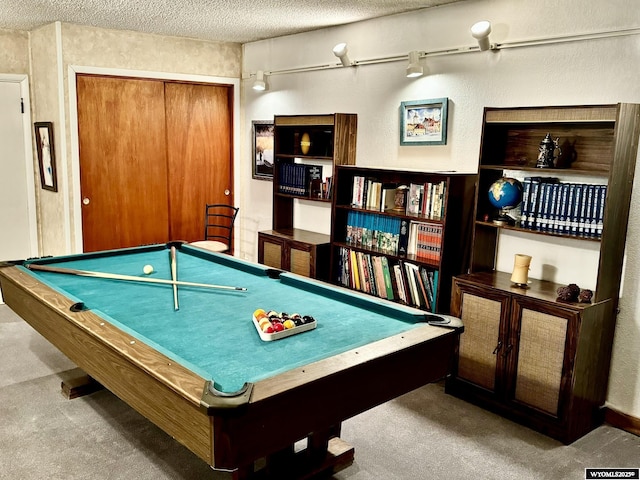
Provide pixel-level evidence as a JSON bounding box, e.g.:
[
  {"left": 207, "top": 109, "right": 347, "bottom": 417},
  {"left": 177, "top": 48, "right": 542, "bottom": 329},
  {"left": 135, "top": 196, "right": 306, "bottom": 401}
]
[{"left": 492, "top": 207, "right": 517, "bottom": 226}]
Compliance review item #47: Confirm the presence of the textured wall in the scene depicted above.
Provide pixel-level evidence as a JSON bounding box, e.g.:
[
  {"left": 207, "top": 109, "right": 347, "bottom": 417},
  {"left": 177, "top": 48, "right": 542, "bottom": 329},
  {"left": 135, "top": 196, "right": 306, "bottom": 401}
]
[
  {"left": 30, "top": 23, "right": 66, "bottom": 255},
  {"left": 0, "top": 28, "right": 29, "bottom": 73},
  {"left": 242, "top": 0, "right": 640, "bottom": 417}
]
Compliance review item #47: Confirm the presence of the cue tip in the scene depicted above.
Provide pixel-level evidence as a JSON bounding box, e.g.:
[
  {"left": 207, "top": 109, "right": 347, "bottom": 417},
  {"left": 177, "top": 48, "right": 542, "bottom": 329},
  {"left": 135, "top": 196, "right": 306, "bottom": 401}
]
[{"left": 236, "top": 287, "right": 247, "bottom": 291}]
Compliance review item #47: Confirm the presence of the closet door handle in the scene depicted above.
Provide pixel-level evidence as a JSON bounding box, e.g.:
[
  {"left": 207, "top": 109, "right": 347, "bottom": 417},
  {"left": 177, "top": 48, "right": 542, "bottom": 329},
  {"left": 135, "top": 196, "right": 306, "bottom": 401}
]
[
  {"left": 502, "top": 344, "right": 513, "bottom": 357},
  {"left": 492, "top": 341, "right": 502, "bottom": 355}
]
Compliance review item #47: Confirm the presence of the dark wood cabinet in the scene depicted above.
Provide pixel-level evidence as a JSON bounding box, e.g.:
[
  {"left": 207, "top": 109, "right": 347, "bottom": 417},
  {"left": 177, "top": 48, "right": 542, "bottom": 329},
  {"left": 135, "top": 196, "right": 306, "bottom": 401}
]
[
  {"left": 329, "top": 165, "right": 476, "bottom": 313},
  {"left": 258, "top": 229, "right": 330, "bottom": 281},
  {"left": 259, "top": 114, "right": 357, "bottom": 279},
  {"left": 446, "top": 103, "right": 640, "bottom": 443},
  {"left": 448, "top": 272, "right": 611, "bottom": 443}
]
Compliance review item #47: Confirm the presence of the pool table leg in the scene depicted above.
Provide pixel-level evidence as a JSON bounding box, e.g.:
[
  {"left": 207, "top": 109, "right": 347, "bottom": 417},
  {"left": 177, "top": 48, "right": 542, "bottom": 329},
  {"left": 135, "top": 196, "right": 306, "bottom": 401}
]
[
  {"left": 60, "top": 368, "right": 104, "bottom": 399},
  {"left": 209, "top": 427, "right": 354, "bottom": 479}
]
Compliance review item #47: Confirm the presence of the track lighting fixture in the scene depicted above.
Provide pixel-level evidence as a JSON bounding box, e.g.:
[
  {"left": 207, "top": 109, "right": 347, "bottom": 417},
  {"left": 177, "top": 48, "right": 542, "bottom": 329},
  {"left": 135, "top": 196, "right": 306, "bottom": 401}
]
[
  {"left": 471, "top": 20, "right": 493, "bottom": 51},
  {"left": 253, "top": 70, "right": 267, "bottom": 91},
  {"left": 332, "top": 43, "right": 352, "bottom": 67},
  {"left": 406, "top": 51, "right": 423, "bottom": 78}
]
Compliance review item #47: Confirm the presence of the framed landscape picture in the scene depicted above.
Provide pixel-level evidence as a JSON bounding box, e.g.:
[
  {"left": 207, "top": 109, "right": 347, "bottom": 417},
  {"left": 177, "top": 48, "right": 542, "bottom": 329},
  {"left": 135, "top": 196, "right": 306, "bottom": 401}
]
[
  {"left": 252, "top": 120, "right": 275, "bottom": 180},
  {"left": 400, "top": 98, "right": 448, "bottom": 146}
]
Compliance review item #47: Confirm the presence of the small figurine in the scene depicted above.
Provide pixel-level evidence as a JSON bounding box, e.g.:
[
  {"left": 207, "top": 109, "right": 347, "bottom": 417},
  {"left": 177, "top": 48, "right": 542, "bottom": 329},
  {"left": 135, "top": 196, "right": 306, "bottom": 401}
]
[
  {"left": 536, "top": 133, "right": 562, "bottom": 168},
  {"left": 556, "top": 284, "right": 593, "bottom": 303},
  {"left": 578, "top": 289, "right": 593, "bottom": 303},
  {"left": 556, "top": 283, "right": 580, "bottom": 302}
]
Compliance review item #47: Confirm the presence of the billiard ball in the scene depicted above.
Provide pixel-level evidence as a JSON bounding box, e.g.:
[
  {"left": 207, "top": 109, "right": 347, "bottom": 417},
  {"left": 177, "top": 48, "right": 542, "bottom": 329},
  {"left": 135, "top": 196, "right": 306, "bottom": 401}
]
[
  {"left": 273, "top": 322, "right": 285, "bottom": 332},
  {"left": 283, "top": 319, "right": 295, "bottom": 329},
  {"left": 143, "top": 264, "right": 154, "bottom": 275},
  {"left": 302, "top": 315, "right": 315, "bottom": 324}
]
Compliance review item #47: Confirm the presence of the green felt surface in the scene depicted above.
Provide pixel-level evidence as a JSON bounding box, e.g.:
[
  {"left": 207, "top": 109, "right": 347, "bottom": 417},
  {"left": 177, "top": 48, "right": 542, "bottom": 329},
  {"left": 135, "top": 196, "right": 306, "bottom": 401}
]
[{"left": 22, "top": 244, "right": 426, "bottom": 393}]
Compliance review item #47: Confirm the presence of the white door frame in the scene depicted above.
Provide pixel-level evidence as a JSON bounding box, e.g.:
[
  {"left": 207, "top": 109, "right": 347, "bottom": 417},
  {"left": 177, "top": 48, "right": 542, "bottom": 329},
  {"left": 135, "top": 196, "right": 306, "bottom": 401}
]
[
  {"left": 67, "top": 65, "right": 241, "bottom": 254},
  {"left": 0, "top": 74, "right": 38, "bottom": 257}
]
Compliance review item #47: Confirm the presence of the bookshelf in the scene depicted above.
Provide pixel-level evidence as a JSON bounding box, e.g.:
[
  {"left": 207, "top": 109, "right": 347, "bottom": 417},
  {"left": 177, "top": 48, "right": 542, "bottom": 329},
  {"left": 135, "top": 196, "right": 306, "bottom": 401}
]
[
  {"left": 330, "top": 165, "right": 476, "bottom": 313},
  {"left": 258, "top": 114, "right": 357, "bottom": 280},
  {"left": 446, "top": 103, "right": 640, "bottom": 443}
]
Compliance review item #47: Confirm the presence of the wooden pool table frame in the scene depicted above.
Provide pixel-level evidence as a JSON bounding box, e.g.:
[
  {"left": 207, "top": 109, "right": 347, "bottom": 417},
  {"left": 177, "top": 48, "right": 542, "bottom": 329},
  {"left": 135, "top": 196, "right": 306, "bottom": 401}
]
[{"left": 0, "top": 260, "right": 458, "bottom": 479}]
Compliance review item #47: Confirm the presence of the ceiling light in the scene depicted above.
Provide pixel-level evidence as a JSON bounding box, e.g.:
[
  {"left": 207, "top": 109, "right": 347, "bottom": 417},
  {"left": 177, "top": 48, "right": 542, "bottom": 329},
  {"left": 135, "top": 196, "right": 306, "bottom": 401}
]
[
  {"left": 406, "top": 51, "right": 423, "bottom": 78},
  {"left": 253, "top": 70, "right": 267, "bottom": 91},
  {"left": 332, "top": 43, "right": 352, "bottom": 67},
  {"left": 471, "top": 21, "right": 493, "bottom": 51}
]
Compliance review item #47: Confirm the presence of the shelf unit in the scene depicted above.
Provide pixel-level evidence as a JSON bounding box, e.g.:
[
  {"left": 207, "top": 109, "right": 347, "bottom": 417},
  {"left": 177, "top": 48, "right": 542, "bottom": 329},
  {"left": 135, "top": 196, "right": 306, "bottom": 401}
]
[
  {"left": 330, "top": 165, "right": 476, "bottom": 313},
  {"left": 258, "top": 114, "right": 357, "bottom": 280},
  {"left": 446, "top": 103, "right": 640, "bottom": 443}
]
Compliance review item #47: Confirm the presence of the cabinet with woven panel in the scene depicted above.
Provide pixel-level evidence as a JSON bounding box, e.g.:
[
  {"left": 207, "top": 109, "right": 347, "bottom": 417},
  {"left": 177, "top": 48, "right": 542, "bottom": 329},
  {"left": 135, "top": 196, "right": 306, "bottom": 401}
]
[{"left": 446, "top": 272, "right": 605, "bottom": 443}]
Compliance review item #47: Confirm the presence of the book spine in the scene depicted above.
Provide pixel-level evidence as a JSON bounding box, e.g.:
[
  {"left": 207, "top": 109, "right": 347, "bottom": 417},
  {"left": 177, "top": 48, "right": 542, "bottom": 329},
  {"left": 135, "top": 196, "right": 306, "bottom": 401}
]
[
  {"left": 557, "top": 183, "right": 569, "bottom": 235},
  {"left": 520, "top": 177, "right": 532, "bottom": 229},
  {"left": 528, "top": 178, "right": 541, "bottom": 230},
  {"left": 578, "top": 184, "right": 589, "bottom": 237},
  {"left": 596, "top": 185, "right": 607, "bottom": 238}
]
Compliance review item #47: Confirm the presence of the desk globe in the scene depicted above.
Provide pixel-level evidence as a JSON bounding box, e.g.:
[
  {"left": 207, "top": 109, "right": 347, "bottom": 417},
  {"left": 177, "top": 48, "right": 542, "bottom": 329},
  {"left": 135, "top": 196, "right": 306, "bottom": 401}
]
[{"left": 488, "top": 177, "right": 523, "bottom": 226}]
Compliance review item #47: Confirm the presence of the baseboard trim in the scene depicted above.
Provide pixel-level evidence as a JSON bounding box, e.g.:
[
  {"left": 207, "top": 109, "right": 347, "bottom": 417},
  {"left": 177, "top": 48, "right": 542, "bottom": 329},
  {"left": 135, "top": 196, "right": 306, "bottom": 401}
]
[{"left": 605, "top": 406, "right": 640, "bottom": 436}]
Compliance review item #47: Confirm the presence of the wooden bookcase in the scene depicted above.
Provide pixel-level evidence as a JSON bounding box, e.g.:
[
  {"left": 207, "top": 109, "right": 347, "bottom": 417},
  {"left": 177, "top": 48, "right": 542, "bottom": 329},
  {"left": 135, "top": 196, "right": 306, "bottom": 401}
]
[
  {"left": 445, "top": 103, "right": 640, "bottom": 443},
  {"left": 329, "top": 165, "right": 476, "bottom": 313},
  {"left": 258, "top": 114, "right": 357, "bottom": 280}
]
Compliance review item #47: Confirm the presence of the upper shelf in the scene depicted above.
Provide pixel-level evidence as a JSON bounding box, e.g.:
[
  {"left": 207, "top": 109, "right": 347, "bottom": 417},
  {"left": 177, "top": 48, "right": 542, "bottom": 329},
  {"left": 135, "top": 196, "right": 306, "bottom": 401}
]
[{"left": 480, "top": 105, "right": 618, "bottom": 174}]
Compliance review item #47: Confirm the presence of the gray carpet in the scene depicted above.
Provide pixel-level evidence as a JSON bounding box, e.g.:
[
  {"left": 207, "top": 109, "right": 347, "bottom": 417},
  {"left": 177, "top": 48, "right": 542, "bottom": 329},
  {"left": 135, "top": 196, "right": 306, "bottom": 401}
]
[{"left": 1, "top": 304, "right": 639, "bottom": 480}]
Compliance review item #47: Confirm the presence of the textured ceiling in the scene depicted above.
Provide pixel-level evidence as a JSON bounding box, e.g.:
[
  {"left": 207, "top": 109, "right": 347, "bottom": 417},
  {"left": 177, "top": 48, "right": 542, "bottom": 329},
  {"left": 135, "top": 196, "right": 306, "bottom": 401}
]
[{"left": 0, "top": 0, "right": 465, "bottom": 44}]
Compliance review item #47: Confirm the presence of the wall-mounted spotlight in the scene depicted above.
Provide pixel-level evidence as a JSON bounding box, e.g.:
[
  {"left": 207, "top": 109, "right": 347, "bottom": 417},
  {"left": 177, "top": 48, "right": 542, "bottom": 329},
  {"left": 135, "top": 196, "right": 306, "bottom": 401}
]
[
  {"left": 253, "top": 70, "right": 267, "bottom": 91},
  {"left": 332, "top": 43, "right": 353, "bottom": 67},
  {"left": 406, "top": 51, "right": 423, "bottom": 78},
  {"left": 471, "top": 20, "right": 493, "bottom": 51}
]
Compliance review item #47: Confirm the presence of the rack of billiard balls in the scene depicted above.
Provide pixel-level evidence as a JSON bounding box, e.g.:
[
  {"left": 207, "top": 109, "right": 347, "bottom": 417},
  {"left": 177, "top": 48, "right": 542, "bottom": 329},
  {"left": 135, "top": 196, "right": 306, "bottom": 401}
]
[{"left": 252, "top": 309, "right": 317, "bottom": 341}]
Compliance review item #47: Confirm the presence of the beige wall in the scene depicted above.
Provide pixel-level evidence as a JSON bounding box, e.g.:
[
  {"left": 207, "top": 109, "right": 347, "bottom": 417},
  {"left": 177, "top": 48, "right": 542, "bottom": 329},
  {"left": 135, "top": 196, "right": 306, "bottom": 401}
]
[{"left": 0, "top": 28, "right": 29, "bottom": 73}]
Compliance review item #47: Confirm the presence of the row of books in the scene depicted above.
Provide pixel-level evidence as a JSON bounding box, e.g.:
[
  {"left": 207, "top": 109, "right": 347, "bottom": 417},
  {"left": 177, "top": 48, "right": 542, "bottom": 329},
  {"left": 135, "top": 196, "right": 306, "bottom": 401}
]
[
  {"left": 349, "top": 177, "right": 448, "bottom": 221},
  {"left": 408, "top": 221, "right": 443, "bottom": 262},
  {"left": 277, "top": 163, "right": 323, "bottom": 197},
  {"left": 345, "top": 210, "right": 402, "bottom": 255},
  {"left": 336, "top": 247, "right": 438, "bottom": 312},
  {"left": 350, "top": 176, "right": 399, "bottom": 212},
  {"left": 345, "top": 211, "right": 444, "bottom": 261},
  {"left": 406, "top": 181, "right": 446, "bottom": 219},
  {"left": 520, "top": 178, "right": 607, "bottom": 238}
]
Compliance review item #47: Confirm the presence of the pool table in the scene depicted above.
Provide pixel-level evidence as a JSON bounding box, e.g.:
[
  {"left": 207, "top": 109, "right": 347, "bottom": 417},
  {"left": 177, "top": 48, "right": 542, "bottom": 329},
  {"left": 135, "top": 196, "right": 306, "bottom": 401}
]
[{"left": 0, "top": 243, "right": 461, "bottom": 479}]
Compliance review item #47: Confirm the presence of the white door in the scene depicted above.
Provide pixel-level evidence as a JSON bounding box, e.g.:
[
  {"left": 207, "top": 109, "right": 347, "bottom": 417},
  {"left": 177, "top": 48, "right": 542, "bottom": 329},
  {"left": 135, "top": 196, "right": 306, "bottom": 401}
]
[{"left": 0, "top": 80, "right": 35, "bottom": 279}]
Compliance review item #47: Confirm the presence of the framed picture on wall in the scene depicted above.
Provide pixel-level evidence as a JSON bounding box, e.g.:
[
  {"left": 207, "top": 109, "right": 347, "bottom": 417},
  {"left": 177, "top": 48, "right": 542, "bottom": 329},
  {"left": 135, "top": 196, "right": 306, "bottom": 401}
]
[
  {"left": 400, "top": 98, "right": 448, "bottom": 146},
  {"left": 34, "top": 121, "right": 58, "bottom": 192},
  {"left": 252, "top": 120, "right": 275, "bottom": 180}
]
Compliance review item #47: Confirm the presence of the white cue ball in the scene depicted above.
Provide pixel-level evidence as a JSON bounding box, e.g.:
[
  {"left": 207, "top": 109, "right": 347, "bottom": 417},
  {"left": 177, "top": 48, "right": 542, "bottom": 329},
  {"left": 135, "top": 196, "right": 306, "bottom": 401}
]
[{"left": 143, "top": 264, "right": 154, "bottom": 275}]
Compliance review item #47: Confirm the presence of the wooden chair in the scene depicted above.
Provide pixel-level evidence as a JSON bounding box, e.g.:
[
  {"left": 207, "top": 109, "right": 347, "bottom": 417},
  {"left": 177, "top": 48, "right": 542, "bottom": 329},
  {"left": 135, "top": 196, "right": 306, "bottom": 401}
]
[{"left": 189, "top": 204, "right": 239, "bottom": 254}]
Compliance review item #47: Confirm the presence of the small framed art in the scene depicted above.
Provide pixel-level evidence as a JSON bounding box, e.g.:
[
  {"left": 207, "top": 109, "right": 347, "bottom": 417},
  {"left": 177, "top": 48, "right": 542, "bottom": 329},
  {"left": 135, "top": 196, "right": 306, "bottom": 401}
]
[
  {"left": 252, "top": 120, "right": 275, "bottom": 180},
  {"left": 400, "top": 98, "right": 448, "bottom": 146},
  {"left": 34, "top": 121, "right": 58, "bottom": 191}
]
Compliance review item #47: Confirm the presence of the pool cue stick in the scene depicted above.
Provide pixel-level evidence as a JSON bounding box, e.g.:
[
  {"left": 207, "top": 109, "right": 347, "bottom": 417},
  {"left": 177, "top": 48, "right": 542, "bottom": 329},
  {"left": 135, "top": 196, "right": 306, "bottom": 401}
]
[
  {"left": 26, "top": 264, "right": 247, "bottom": 291},
  {"left": 170, "top": 246, "right": 179, "bottom": 310}
]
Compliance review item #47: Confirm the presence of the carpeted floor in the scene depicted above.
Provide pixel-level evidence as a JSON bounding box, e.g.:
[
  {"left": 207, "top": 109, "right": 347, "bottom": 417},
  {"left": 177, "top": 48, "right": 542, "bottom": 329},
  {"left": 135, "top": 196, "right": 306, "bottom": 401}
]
[{"left": 1, "top": 303, "right": 639, "bottom": 480}]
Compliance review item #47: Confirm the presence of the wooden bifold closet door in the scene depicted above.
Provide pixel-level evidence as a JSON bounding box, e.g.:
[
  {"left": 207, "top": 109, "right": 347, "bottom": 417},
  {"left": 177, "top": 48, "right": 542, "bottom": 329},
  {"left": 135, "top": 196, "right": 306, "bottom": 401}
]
[{"left": 77, "top": 75, "right": 233, "bottom": 252}]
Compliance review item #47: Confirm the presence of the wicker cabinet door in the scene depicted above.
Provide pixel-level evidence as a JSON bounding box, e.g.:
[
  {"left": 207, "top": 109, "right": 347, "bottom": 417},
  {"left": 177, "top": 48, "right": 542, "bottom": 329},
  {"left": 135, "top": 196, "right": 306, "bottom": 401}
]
[
  {"left": 457, "top": 290, "right": 505, "bottom": 392},
  {"left": 258, "top": 233, "right": 285, "bottom": 270},
  {"left": 511, "top": 303, "right": 571, "bottom": 417}
]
